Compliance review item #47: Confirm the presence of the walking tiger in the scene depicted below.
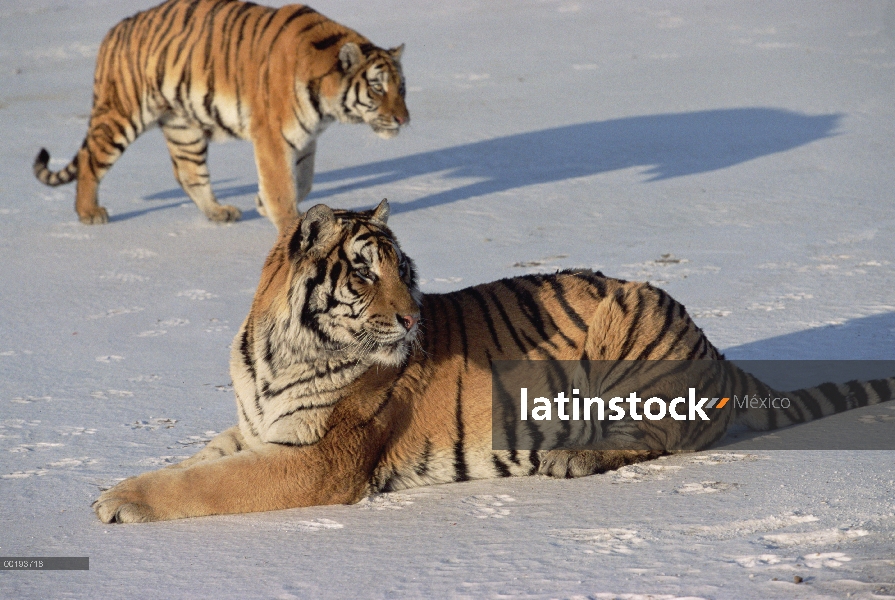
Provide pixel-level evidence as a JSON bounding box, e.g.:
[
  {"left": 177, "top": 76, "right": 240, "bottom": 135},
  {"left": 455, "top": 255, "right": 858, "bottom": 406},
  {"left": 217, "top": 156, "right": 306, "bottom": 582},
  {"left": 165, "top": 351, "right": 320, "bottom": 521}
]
[
  {"left": 94, "top": 201, "right": 895, "bottom": 522},
  {"left": 33, "top": 0, "right": 408, "bottom": 231}
]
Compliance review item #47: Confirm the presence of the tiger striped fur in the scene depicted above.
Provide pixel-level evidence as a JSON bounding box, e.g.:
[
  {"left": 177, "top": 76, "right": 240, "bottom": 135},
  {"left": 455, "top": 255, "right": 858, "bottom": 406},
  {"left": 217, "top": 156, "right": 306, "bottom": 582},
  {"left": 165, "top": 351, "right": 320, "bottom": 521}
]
[
  {"left": 94, "top": 201, "right": 895, "bottom": 523},
  {"left": 33, "top": 0, "right": 408, "bottom": 231}
]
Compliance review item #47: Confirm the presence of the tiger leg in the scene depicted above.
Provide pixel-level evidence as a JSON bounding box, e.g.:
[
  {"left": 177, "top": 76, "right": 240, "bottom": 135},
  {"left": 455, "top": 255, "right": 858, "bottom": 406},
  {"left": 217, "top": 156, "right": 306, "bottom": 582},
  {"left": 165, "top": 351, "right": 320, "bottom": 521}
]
[
  {"left": 539, "top": 285, "right": 697, "bottom": 478},
  {"left": 163, "top": 426, "right": 246, "bottom": 470},
  {"left": 294, "top": 140, "right": 317, "bottom": 211},
  {"left": 94, "top": 380, "right": 400, "bottom": 522},
  {"left": 161, "top": 122, "right": 241, "bottom": 223},
  {"left": 94, "top": 422, "right": 386, "bottom": 523},
  {"left": 254, "top": 141, "right": 315, "bottom": 219},
  {"left": 73, "top": 105, "right": 146, "bottom": 224},
  {"left": 252, "top": 131, "right": 300, "bottom": 232}
]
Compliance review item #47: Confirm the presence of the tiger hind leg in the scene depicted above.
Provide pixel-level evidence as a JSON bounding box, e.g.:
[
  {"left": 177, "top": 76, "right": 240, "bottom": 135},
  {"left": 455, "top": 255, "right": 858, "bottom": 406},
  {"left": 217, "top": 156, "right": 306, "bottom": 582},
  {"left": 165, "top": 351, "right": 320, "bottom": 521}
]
[
  {"left": 161, "top": 121, "right": 241, "bottom": 223},
  {"left": 537, "top": 281, "right": 707, "bottom": 479},
  {"left": 73, "top": 107, "right": 146, "bottom": 224},
  {"left": 164, "top": 426, "right": 247, "bottom": 470}
]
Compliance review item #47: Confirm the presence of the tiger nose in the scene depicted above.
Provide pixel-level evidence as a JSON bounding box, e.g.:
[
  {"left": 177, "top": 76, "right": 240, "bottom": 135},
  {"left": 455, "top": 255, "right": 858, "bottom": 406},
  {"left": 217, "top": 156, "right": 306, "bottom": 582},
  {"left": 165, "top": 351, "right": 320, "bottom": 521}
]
[
  {"left": 395, "top": 114, "right": 408, "bottom": 125},
  {"left": 398, "top": 313, "right": 418, "bottom": 330}
]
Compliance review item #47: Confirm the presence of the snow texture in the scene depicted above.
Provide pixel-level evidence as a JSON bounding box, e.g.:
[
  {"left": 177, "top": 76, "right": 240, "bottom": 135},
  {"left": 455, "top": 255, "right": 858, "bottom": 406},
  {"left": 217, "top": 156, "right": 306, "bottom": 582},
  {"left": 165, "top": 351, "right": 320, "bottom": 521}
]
[{"left": 2, "top": 0, "right": 895, "bottom": 598}]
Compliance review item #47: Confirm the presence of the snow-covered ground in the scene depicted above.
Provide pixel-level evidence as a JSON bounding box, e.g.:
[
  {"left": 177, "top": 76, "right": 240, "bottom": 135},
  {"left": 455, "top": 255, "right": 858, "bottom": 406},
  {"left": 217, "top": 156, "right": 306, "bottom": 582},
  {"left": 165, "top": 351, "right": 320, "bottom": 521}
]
[{"left": 2, "top": 1, "right": 894, "bottom": 598}]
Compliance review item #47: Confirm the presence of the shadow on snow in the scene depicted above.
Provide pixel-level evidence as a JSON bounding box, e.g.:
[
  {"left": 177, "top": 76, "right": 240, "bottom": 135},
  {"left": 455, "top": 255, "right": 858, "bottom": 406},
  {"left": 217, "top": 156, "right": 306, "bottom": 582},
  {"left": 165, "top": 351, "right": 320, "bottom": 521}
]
[{"left": 139, "top": 107, "right": 842, "bottom": 215}]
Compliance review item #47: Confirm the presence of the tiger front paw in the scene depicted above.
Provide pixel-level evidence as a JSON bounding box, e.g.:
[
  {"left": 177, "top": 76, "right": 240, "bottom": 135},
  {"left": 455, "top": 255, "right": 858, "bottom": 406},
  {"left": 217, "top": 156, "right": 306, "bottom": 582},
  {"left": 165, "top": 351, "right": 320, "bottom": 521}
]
[
  {"left": 93, "top": 477, "right": 160, "bottom": 523},
  {"left": 206, "top": 204, "right": 242, "bottom": 223},
  {"left": 78, "top": 206, "right": 109, "bottom": 225}
]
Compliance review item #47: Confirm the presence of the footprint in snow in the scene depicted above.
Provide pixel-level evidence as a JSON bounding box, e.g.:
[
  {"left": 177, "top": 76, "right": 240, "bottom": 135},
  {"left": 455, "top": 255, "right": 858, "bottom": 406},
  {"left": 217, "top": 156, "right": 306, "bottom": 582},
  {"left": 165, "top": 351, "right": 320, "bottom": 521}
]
[
  {"left": 733, "top": 554, "right": 788, "bottom": 569},
  {"left": 733, "top": 551, "right": 853, "bottom": 571},
  {"left": 91, "top": 390, "right": 133, "bottom": 399},
  {"left": 801, "top": 552, "right": 852, "bottom": 569},
  {"left": 462, "top": 494, "right": 516, "bottom": 518},
  {"left": 8, "top": 442, "right": 65, "bottom": 453},
  {"left": 763, "top": 528, "right": 869, "bottom": 548},
  {"left": 292, "top": 518, "right": 344, "bottom": 531},
  {"left": 0, "top": 419, "right": 41, "bottom": 431},
  {"left": 56, "top": 426, "right": 97, "bottom": 436},
  {"left": 356, "top": 493, "right": 414, "bottom": 510},
  {"left": 98, "top": 271, "right": 149, "bottom": 283},
  {"left": 95, "top": 356, "right": 125, "bottom": 364},
  {"left": 588, "top": 594, "right": 704, "bottom": 600},
  {"left": 177, "top": 289, "right": 217, "bottom": 301},
  {"left": 10, "top": 396, "right": 53, "bottom": 404},
  {"left": 139, "top": 455, "right": 191, "bottom": 467},
  {"left": 158, "top": 318, "right": 189, "bottom": 327},
  {"left": 550, "top": 528, "right": 646, "bottom": 555},
  {"left": 681, "top": 513, "right": 818, "bottom": 538},
  {"left": 675, "top": 481, "right": 739, "bottom": 494},
  {"left": 608, "top": 462, "right": 681, "bottom": 484},
  {"left": 176, "top": 431, "right": 218, "bottom": 446},
  {"left": 687, "top": 452, "right": 765, "bottom": 465},
  {"left": 3, "top": 456, "right": 96, "bottom": 479},
  {"left": 120, "top": 248, "right": 158, "bottom": 259},
  {"left": 2, "top": 469, "right": 49, "bottom": 479},
  {"left": 129, "top": 418, "right": 177, "bottom": 431},
  {"left": 47, "top": 457, "right": 96, "bottom": 468},
  {"left": 690, "top": 308, "right": 732, "bottom": 318},
  {"left": 136, "top": 330, "right": 167, "bottom": 337},
  {"left": 87, "top": 307, "right": 144, "bottom": 320}
]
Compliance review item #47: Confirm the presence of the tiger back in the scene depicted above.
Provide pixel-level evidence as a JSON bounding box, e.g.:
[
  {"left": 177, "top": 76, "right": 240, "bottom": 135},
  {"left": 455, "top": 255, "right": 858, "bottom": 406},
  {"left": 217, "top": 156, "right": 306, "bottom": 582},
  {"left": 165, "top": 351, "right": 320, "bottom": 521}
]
[
  {"left": 93, "top": 201, "right": 895, "bottom": 523},
  {"left": 33, "top": 0, "right": 408, "bottom": 232}
]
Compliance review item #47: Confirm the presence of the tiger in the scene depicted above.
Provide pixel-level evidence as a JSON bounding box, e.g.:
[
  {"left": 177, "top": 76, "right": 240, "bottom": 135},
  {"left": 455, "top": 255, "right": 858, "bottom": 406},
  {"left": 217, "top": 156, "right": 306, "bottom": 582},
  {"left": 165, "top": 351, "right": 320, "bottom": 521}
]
[
  {"left": 93, "top": 200, "right": 895, "bottom": 523},
  {"left": 32, "top": 0, "right": 408, "bottom": 232}
]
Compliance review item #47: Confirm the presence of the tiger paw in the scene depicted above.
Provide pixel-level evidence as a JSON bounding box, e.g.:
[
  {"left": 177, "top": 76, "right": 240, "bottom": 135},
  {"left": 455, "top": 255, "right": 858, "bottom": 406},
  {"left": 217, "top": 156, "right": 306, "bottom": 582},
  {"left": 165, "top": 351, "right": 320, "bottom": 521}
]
[
  {"left": 93, "top": 477, "right": 160, "bottom": 523},
  {"left": 206, "top": 204, "right": 242, "bottom": 223},
  {"left": 78, "top": 206, "right": 109, "bottom": 225},
  {"left": 538, "top": 450, "right": 600, "bottom": 478}
]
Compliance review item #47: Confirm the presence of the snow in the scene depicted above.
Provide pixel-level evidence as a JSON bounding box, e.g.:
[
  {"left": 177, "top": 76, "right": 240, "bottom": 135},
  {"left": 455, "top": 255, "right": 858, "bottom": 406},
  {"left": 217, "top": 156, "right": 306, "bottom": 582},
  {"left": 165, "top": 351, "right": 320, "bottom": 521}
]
[{"left": 2, "top": 0, "right": 894, "bottom": 598}]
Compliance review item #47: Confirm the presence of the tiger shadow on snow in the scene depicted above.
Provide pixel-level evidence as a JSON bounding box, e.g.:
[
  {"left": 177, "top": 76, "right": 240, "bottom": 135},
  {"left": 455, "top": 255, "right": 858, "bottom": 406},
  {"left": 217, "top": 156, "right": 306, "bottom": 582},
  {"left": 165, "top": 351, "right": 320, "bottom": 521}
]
[
  {"left": 722, "top": 311, "right": 895, "bottom": 361},
  {"left": 311, "top": 107, "right": 842, "bottom": 213},
  {"left": 139, "top": 107, "right": 841, "bottom": 215},
  {"left": 120, "top": 179, "right": 264, "bottom": 223},
  {"left": 715, "top": 311, "right": 895, "bottom": 449}
]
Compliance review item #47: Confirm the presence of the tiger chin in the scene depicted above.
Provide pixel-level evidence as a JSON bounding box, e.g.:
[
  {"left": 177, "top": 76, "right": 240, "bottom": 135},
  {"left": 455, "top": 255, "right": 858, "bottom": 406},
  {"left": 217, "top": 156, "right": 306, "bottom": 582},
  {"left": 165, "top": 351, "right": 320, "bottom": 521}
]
[
  {"left": 94, "top": 200, "right": 895, "bottom": 524},
  {"left": 32, "top": 0, "right": 409, "bottom": 232}
]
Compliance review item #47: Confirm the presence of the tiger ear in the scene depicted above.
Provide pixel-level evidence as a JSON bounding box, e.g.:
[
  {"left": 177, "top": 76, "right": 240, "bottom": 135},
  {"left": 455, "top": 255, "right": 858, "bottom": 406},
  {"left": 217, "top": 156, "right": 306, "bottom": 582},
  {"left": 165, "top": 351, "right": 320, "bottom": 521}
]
[
  {"left": 338, "top": 43, "right": 363, "bottom": 72},
  {"left": 388, "top": 44, "right": 404, "bottom": 61},
  {"left": 291, "top": 204, "right": 336, "bottom": 256},
  {"left": 371, "top": 198, "right": 390, "bottom": 224}
]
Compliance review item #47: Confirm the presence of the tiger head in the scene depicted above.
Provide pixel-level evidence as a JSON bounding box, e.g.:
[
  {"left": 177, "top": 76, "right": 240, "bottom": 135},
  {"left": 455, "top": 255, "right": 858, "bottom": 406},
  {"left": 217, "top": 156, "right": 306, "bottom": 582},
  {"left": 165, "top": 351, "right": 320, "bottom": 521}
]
[
  {"left": 255, "top": 200, "right": 421, "bottom": 369},
  {"left": 337, "top": 43, "right": 409, "bottom": 139}
]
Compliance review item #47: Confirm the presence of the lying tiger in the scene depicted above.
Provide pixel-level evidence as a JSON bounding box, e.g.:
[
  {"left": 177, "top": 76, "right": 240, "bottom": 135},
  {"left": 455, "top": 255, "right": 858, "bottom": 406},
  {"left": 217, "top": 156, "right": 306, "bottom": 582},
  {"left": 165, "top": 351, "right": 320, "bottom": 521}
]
[
  {"left": 94, "top": 201, "right": 895, "bottom": 522},
  {"left": 33, "top": 0, "right": 408, "bottom": 231}
]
